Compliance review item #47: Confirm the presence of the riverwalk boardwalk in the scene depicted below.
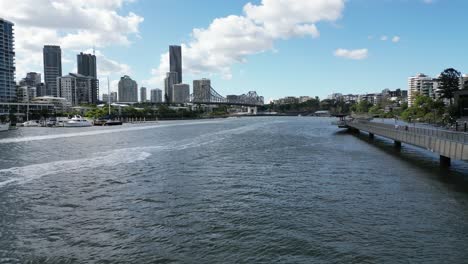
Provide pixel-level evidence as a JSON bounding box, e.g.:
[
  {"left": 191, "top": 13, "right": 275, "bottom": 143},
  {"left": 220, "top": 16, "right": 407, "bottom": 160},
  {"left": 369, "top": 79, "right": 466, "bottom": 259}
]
[{"left": 342, "top": 120, "right": 468, "bottom": 166}]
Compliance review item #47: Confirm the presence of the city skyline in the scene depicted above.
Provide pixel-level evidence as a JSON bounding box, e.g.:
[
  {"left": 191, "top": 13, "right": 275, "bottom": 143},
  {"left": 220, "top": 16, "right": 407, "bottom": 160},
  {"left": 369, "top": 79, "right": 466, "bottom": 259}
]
[{"left": 0, "top": 0, "right": 467, "bottom": 102}]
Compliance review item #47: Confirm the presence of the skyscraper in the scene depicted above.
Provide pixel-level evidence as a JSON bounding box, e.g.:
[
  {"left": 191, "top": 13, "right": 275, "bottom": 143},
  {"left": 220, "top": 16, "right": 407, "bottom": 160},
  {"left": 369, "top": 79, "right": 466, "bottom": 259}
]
[
  {"left": 57, "top": 73, "right": 99, "bottom": 106},
  {"left": 173, "top": 84, "right": 190, "bottom": 104},
  {"left": 43, "top": 45, "right": 62, "bottom": 97},
  {"left": 0, "top": 18, "right": 16, "bottom": 103},
  {"left": 102, "top": 92, "right": 117, "bottom": 103},
  {"left": 164, "top": 72, "right": 178, "bottom": 103},
  {"left": 77, "top": 52, "right": 97, "bottom": 78},
  {"left": 140, "top": 87, "right": 147, "bottom": 102},
  {"left": 407, "top": 73, "right": 436, "bottom": 106},
  {"left": 193, "top": 79, "right": 211, "bottom": 102},
  {"left": 118, "top": 75, "right": 138, "bottom": 102},
  {"left": 150, "top": 88, "right": 162, "bottom": 103},
  {"left": 18, "top": 72, "right": 42, "bottom": 100},
  {"left": 20, "top": 72, "right": 41, "bottom": 87},
  {"left": 169, "top": 45, "right": 182, "bottom": 83}
]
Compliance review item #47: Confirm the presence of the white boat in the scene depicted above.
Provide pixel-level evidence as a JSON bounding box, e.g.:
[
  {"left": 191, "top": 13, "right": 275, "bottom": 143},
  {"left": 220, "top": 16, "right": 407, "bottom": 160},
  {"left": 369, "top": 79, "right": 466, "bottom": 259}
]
[
  {"left": 0, "top": 122, "right": 10, "bottom": 132},
  {"left": 63, "top": 115, "right": 92, "bottom": 127},
  {"left": 22, "top": 120, "right": 40, "bottom": 127}
]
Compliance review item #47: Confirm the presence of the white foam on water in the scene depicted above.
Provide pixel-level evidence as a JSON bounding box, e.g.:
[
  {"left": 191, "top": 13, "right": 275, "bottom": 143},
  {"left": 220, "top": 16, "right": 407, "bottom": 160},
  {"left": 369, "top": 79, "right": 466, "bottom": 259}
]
[
  {"left": 0, "top": 148, "right": 152, "bottom": 187},
  {"left": 0, "top": 121, "right": 272, "bottom": 188},
  {"left": 0, "top": 120, "right": 225, "bottom": 144}
]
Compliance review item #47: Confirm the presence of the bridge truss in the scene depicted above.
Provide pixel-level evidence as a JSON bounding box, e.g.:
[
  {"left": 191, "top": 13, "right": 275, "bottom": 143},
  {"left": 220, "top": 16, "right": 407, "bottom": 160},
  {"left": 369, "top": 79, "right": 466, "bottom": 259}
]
[{"left": 189, "top": 86, "right": 264, "bottom": 107}]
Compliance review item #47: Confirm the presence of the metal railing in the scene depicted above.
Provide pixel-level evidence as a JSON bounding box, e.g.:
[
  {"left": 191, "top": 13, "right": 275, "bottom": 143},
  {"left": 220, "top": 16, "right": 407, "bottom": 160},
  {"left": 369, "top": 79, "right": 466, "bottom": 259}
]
[{"left": 348, "top": 120, "right": 468, "bottom": 144}]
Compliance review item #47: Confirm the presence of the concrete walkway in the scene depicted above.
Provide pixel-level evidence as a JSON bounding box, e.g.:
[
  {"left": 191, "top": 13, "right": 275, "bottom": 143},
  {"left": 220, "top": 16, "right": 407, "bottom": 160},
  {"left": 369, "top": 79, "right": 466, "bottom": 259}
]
[{"left": 346, "top": 120, "right": 468, "bottom": 166}]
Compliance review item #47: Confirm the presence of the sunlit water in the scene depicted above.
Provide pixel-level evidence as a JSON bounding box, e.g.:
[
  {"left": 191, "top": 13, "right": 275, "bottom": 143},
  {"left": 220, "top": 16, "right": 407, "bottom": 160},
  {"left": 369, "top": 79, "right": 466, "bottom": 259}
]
[{"left": 1, "top": 117, "right": 468, "bottom": 263}]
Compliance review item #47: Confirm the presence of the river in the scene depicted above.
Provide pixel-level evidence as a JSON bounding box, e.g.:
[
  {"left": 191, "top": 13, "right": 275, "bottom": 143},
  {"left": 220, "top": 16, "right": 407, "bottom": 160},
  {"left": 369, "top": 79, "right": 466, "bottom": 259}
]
[{"left": 1, "top": 117, "right": 468, "bottom": 263}]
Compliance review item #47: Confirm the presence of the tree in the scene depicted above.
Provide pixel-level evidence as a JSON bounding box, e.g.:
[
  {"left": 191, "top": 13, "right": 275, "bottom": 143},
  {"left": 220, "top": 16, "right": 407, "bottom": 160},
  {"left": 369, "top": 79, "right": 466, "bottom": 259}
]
[
  {"left": 351, "top": 100, "right": 373, "bottom": 113},
  {"left": 400, "top": 95, "right": 446, "bottom": 124},
  {"left": 438, "top": 68, "right": 461, "bottom": 105}
]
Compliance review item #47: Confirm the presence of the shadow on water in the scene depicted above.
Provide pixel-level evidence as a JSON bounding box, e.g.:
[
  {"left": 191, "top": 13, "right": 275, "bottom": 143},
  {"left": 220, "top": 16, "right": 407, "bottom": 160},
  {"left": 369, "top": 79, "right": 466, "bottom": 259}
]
[{"left": 333, "top": 129, "right": 468, "bottom": 193}]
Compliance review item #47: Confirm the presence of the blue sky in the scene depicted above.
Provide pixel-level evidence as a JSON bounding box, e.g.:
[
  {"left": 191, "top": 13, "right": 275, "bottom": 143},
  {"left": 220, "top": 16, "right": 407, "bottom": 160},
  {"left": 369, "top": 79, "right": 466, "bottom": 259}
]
[{"left": 2, "top": 0, "right": 467, "bottom": 101}]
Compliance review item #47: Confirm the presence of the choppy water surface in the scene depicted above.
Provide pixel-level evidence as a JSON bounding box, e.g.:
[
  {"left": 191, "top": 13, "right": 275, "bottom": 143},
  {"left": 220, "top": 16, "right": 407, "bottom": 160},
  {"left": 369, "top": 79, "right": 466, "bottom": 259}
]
[{"left": 1, "top": 117, "right": 468, "bottom": 263}]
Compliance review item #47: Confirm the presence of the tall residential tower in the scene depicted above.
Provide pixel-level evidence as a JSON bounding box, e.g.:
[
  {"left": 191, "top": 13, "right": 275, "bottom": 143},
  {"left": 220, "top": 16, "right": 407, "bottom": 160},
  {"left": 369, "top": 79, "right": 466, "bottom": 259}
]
[
  {"left": 140, "top": 87, "right": 147, "bottom": 102},
  {"left": 193, "top": 78, "right": 211, "bottom": 102},
  {"left": 77, "top": 52, "right": 97, "bottom": 78},
  {"left": 43, "top": 45, "right": 62, "bottom": 97},
  {"left": 151, "top": 88, "right": 162, "bottom": 103},
  {"left": 164, "top": 72, "right": 178, "bottom": 103},
  {"left": 169, "top": 45, "right": 182, "bottom": 84},
  {"left": 0, "top": 18, "right": 16, "bottom": 102},
  {"left": 118, "top": 75, "right": 138, "bottom": 103}
]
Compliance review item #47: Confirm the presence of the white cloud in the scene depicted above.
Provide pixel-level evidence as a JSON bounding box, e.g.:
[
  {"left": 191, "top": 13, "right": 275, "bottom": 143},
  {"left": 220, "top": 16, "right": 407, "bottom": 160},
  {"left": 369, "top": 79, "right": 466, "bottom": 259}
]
[
  {"left": 380, "top": 35, "right": 388, "bottom": 41},
  {"left": 144, "top": 0, "right": 345, "bottom": 87},
  {"left": 83, "top": 50, "right": 132, "bottom": 77},
  {"left": 392, "top": 36, "right": 401, "bottom": 43},
  {"left": 334, "top": 48, "right": 369, "bottom": 60},
  {"left": 0, "top": 0, "right": 143, "bottom": 79}
]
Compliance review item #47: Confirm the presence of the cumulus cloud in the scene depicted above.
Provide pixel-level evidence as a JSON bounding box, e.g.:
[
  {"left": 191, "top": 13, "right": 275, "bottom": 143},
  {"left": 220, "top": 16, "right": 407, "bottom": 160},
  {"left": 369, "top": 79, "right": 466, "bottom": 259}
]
[
  {"left": 0, "top": 0, "right": 143, "bottom": 79},
  {"left": 80, "top": 49, "right": 131, "bottom": 77},
  {"left": 380, "top": 35, "right": 388, "bottom": 41},
  {"left": 392, "top": 36, "right": 401, "bottom": 43},
  {"left": 143, "top": 0, "right": 345, "bottom": 87},
  {"left": 334, "top": 48, "right": 369, "bottom": 60}
]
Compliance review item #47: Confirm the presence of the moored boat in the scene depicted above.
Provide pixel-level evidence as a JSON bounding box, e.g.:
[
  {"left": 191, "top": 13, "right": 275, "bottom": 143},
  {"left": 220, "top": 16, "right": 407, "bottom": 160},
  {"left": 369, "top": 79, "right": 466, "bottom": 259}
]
[
  {"left": 104, "top": 120, "right": 123, "bottom": 126},
  {"left": 94, "top": 118, "right": 123, "bottom": 126},
  {"left": 0, "top": 122, "right": 10, "bottom": 132},
  {"left": 63, "top": 115, "right": 93, "bottom": 127},
  {"left": 22, "top": 120, "right": 40, "bottom": 127}
]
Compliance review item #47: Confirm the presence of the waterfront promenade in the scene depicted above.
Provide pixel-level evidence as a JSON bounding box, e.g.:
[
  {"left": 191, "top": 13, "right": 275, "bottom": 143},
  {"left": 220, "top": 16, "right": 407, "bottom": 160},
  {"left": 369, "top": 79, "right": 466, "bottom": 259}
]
[{"left": 346, "top": 119, "right": 468, "bottom": 166}]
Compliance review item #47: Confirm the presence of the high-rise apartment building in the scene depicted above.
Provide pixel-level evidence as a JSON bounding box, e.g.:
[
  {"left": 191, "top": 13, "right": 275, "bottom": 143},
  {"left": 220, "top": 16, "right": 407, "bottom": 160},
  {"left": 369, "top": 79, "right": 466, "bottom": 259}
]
[
  {"left": 172, "top": 83, "right": 190, "bottom": 104},
  {"left": 57, "top": 73, "right": 99, "bottom": 106},
  {"left": 17, "top": 85, "right": 37, "bottom": 103},
  {"left": 193, "top": 78, "right": 211, "bottom": 102},
  {"left": 460, "top": 74, "right": 468, "bottom": 90},
  {"left": 140, "top": 87, "right": 147, "bottom": 102},
  {"left": 18, "top": 72, "right": 44, "bottom": 98},
  {"left": 169, "top": 45, "right": 182, "bottom": 84},
  {"left": 118, "top": 75, "right": 138, "bottom": 102},
  {"left": 77, "top": 52, "right": 97, "bottom": 78},
  {"left": 20, "top": 72, "right": 41, "bottom": 87},
  {"left": 164, "top": 72, "right": 178, "bottom": 103},
  {"left": 43, "top": 45, "right": 62, "bottom": 97},
  {"left": 102, "top": 91, "right": 118, "bottom": 103},
  {"left": 0, "top": 18, "right": 16, "bottom": 102},
  {"left": 408, "top": 73, "right": 436, "bottom": 106},
  {"left": 150, "top": 88, "right": 162, "bottom": 103}
]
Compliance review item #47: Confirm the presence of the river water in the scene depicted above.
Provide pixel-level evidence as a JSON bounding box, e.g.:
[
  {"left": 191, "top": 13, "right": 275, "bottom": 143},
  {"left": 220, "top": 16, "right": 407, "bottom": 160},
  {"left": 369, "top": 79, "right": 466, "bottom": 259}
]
[{"left": 1, "top": 117, "right": 468, "bottom": 263}]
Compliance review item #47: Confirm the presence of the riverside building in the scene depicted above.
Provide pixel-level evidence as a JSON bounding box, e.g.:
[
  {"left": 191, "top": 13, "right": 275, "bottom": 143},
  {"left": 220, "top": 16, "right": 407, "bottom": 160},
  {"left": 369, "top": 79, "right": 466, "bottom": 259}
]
[
  {"left": 169, "top": 45, "right": 182, "bottom": 83},
  {"left": 164, "top": 72, "right": 178, "bottom": 103},
  {"left": 140, "top": 87, "right": 147, "bottom": 102},
  {"left": 118, "top": 75, "right": 138, "bottom": 103},
  {"left": 0, "top": 18, "right": 15, "bottom": 103},
  {"left": 77, "top": 52, "right": 97, "bottom": 78},
  {"left": 408, "top": 73, "right": 437, "bottom": 106},
  {"left": 172, "top": 84, "right": 190, "bottom": 104},
  {"left": 193, "top": 79, "right": 211, "bottom": 102},
  {"left": 150, "top": 88, "right": 162, "bottom": 103},
  {"left": 43, "top": 45, "right": 62, "bottom": 97},
  {"left": 57, "top": 73, "right": 99, "bottom": 106}
]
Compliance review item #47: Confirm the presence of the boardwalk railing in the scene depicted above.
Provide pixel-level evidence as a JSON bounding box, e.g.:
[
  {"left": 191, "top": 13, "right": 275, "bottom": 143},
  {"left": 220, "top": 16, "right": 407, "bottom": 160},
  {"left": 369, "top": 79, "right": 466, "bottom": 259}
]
[
  {"left": 350, "top": 120, "right": 468, "bottom": 144},
  {"left": 346, "top": 120, "right": 468, "bottom": 163}
]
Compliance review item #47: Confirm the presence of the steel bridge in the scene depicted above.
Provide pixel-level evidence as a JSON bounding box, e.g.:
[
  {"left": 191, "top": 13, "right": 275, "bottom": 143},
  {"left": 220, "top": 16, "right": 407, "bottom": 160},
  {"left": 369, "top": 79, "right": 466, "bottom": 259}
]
[{"left": 188, "top": 86, "right": 264, "bottom": 107}]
